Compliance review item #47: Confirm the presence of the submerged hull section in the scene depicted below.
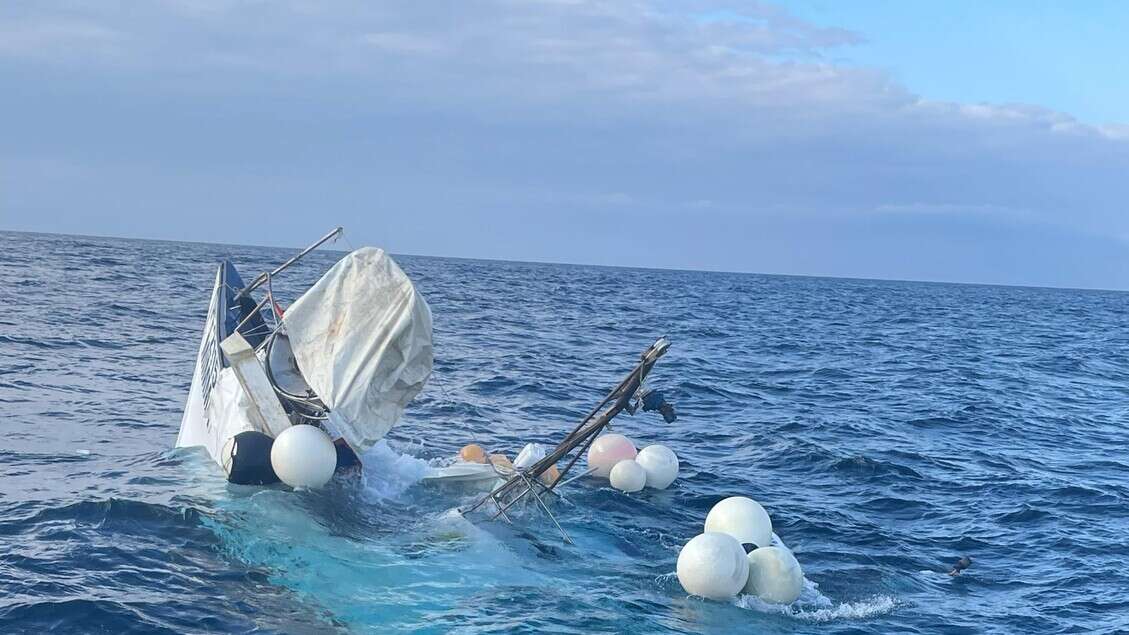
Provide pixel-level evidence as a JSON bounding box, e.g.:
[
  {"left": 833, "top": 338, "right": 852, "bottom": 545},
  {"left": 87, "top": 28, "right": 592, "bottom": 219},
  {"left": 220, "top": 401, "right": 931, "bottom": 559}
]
[{"left": 176, "top": 261, "right": 268, "bottom": 466}]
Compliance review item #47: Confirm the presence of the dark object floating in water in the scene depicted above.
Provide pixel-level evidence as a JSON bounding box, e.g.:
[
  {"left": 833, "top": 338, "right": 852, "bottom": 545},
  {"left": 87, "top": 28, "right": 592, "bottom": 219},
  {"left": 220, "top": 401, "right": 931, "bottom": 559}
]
[
  {"left": 222, "top": 430, "right": 280, "bottom": 485},
  {"left": 631, "top": 387, "right": 678, "bottom": 423},
  {"left": 949, "top": 555, "right": 973, "bottom": 576}
]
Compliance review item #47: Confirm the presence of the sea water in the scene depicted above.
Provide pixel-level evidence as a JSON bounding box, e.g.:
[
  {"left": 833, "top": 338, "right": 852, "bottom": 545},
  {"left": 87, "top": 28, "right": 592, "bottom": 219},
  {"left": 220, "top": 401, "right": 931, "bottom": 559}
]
[{"left": 2, "top": 230, "right": 1128, "bottom": 633}]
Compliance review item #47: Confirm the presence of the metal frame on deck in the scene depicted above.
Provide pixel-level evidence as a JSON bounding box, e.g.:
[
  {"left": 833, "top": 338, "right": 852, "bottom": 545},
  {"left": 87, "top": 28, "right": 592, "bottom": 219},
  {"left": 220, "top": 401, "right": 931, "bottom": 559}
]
[
  {"left": 234, "top": 227, "right": 343, "bottom": 302},
  {"left": 227, "top": 228, "right": 345, "bottom": 423},
  {"left": 460, "top": 337, "right": 673, "bottom": 543}
]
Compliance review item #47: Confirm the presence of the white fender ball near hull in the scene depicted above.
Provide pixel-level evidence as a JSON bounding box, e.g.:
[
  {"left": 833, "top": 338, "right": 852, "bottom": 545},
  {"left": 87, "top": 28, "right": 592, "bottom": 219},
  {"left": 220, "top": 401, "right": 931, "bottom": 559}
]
[{"left": 271, "top": 424, "right": 338, "bottom": 489}]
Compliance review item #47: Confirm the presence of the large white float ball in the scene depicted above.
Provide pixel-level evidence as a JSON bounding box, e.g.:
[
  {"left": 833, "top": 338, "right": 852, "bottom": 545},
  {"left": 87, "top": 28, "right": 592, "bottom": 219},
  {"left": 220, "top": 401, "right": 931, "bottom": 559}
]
[
  {"left": 704, "top": 496, "right": 773, "bottom": 549},
  {"left": 676, "top": 532, "right": 750, "bottom": 600},
  {"left": 744, "top": 546, "right": 804, "bottom": 604},
  {"left": 586, "top": 433, "right": 637, "bottom": 478},
  {"left": 270, "top": 425, "right": 337, "bottom": 489},
  {"left": 609, "top": 459, "right": 647, "bottom": 492},
  {"left": 635, "top": 444, "right": 679, "bottom": 489}
]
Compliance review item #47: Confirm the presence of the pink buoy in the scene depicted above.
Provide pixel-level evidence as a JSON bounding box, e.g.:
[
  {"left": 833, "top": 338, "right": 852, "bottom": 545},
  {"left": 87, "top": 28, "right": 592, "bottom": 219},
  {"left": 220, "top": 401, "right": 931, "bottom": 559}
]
[{"left": 586, "top": 433, "right": 637, "bottom": 478}]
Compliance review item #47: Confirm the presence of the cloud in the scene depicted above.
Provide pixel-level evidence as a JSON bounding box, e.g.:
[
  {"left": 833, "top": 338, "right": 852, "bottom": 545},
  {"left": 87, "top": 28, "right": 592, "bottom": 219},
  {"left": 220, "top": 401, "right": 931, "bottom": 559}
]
[
  {"left": 871, "top": 203, "right": 1032, "bottom": 219},
  {"left": 0, "top": 18, "right": 123, "bottom": 61},
  {"left": 360, "top": 32, "right": 447, "bottom": 55},
  {"left": 2, "top": 0, "right": 1128, "bottom": 287}
]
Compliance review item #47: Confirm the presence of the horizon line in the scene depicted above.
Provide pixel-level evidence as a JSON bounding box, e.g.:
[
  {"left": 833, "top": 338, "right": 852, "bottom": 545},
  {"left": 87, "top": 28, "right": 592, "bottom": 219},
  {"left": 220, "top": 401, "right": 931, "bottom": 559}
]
[{"left": 4, "top": 227, "right": 1127, "bottom": 295}]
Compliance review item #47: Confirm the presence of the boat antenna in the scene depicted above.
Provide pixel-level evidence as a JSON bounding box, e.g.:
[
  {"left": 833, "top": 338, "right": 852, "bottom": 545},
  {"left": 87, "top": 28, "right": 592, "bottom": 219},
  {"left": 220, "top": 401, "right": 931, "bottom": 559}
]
[{"left": 234, "top": 226, "right": 344, "bottom": 300}]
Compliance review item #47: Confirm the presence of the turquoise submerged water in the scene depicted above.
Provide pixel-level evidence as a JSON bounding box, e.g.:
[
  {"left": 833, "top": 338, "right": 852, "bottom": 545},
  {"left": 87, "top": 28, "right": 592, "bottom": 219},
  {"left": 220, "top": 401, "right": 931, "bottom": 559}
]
[{"left": 2, "top": 230, "right": 1129, "bottom": 634}]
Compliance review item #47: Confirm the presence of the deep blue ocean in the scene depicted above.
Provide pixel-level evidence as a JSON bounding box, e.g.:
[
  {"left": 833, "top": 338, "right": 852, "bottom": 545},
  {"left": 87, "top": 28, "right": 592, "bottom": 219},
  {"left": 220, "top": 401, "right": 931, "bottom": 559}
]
[{"left": 2, "top": 230, "right": 1128, "bottom": 634}]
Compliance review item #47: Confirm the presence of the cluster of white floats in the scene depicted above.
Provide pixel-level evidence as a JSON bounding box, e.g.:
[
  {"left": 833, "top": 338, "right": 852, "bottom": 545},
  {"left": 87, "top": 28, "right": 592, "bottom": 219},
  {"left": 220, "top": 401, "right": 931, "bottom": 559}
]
[
  {"left": 585, "top": 433, "right": 680, "bottom": 491},
  {"left": 677, "top": 496, "right": 804, "bottom": 604},
  {"left": 584, "top": 434, "right": 803, "bottom": 604}
]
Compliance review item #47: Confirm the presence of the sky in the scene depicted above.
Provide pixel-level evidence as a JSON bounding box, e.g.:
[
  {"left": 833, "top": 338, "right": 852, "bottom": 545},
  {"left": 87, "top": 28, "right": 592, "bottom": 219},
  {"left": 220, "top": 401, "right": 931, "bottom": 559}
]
[
  {"left": 774, "top": 0, "right": 1129, "bottom": 127},
  {"left": 2, "top": 1, "right": 1128, "bottom": 289}
]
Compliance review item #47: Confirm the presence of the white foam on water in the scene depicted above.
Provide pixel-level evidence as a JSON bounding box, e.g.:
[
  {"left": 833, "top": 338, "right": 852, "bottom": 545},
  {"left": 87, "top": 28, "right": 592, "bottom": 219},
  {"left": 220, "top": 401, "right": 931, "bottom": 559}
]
[
  {"left": 359, "top": 440, "right": 432, "bottom": 500},
  {"left": 195, "top": 437, "right": 900, "bottom": 633},
  {"left": 205, "top": 463, "right": 546, "bottom": 632},
  {"left": 734, "top": 577, "right": 897, "bottom": 622}
]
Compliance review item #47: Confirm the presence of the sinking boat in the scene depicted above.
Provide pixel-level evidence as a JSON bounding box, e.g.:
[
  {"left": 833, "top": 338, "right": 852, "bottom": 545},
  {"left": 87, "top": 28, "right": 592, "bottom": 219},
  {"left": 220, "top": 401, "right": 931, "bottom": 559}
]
[
  {"left": 175, "top": 228, "right": 434, "bottom": 485},
  {"left": 176, "top": 226, "right": 678, "bottom": 510}
]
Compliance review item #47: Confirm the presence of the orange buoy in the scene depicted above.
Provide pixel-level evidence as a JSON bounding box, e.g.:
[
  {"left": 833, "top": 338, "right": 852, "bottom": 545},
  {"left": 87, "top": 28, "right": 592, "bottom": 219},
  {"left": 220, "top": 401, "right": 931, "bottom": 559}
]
[{"left": 459, "top": 444, "right": 487, "bottom": 463}]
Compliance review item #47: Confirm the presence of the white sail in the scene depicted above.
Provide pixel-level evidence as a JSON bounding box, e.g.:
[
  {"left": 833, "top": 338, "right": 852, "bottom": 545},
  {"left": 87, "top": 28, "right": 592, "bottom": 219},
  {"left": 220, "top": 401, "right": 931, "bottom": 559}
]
[{"left": 282, "top": 247, "right": 433, "bottom": 453}]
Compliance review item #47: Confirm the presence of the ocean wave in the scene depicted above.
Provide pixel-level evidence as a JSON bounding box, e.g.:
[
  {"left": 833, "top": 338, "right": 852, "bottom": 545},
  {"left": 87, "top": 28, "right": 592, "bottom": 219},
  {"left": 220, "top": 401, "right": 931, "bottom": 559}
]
[
  {"left": 735, "top": 579, "right": 897, "bottom": 623},
  {"left": 5, "top": 232, "right": 1129, "bottom": 633}
]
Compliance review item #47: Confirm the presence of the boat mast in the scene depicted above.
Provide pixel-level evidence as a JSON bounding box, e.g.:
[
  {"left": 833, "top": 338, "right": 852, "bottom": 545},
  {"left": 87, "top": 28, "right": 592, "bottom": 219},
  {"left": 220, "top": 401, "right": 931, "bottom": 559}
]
[{"left": 234, "top": 226, "right": 344, "bottom": 301}]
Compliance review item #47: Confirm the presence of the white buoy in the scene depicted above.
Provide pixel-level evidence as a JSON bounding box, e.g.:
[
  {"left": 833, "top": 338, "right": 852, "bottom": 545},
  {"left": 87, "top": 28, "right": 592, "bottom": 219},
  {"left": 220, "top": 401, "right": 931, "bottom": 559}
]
[
  {"left": 745, "top": 546, "right": 804, "bottom": 604},
  {"left": 586, "top": 433, "right": 637, "bottom": 478},
  {"left": 704, "top": 496, "right": 773, "bottom": 549},
  {"left": 609, "top": 459, "right": 647, "bottom": 492},
  {"left": 270, "top": 424, "right": 337, "bottom": 489},
  {"left": 676, "top": 532, "right": 750, "bottom": 600},
  {"left": 634, "top": 444, "right": 679, "bottom": 489}
]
